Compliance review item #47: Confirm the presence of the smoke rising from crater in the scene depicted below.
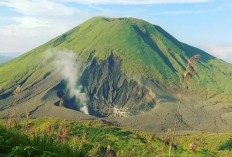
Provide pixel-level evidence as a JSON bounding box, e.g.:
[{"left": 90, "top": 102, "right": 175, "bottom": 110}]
[{"left": 44, "top": 49, "right": 89, "bottom": 114}]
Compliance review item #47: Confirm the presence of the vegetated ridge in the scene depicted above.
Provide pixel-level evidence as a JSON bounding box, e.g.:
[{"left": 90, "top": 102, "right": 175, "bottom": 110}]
[{"left": 0, "top": 17, "right": 232, "bottom": 132}]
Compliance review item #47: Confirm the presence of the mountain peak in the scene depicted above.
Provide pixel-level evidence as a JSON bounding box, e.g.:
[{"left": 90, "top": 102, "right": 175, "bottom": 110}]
[{"left": 1, "top": 17, "right": 232, "bottom": 132}]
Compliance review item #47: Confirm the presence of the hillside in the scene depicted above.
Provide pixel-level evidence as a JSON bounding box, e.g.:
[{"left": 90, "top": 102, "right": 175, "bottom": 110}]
[
  {"left": 0, "top": 17, "right": 232, "bottom": 132},
  {"left": 2, "top": 117, "right": 229, "bottom": 156}
]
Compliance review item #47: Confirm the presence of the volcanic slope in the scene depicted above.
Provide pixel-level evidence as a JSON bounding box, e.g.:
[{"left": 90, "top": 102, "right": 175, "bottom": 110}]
[{"left": 1, "top": 17, "right": 232, "bottom": 132}]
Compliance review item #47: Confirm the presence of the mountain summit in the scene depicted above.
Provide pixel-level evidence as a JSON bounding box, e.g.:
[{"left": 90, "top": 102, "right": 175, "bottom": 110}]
[{"left": 1, "top": 17, "right": 232, "bottom": 132}]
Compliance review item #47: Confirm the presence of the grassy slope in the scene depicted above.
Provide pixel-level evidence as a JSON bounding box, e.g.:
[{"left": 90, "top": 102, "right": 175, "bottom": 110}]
[
  {"left": 178, "top": 133, "right": 232, "bottom": 157},
  {"left": 0, "top": 16, "right": 232, "bottom": 100},
  {"left": 0, "top": 117, "right": 226, "bottom": 156}
]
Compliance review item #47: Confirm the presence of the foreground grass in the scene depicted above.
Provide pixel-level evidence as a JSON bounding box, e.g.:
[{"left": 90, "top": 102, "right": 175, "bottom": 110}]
[
  {"left": 0, "top": 127, "right": 90, "bottom": 157},
  {"left": 178, "top": 133, "right": 232, "bottom": 157},
  {"left": 0, "top": 117, "right": 230, "bottom": 156}
]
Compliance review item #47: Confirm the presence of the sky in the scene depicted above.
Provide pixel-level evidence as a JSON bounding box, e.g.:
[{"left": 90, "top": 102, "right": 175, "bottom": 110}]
[{"left": 0, "top": 0, "right": 231, "bottom": 62}]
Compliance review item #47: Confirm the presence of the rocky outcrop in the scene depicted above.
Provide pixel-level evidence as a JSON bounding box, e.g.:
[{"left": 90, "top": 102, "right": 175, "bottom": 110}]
[{"left": 80, "top": 53, "right": 157, "bottom": 117}]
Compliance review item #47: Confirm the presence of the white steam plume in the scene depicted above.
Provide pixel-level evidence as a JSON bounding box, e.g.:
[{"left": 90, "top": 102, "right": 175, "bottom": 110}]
[{"left": 45, "top": 49, "right": 89, "bottom": 114}]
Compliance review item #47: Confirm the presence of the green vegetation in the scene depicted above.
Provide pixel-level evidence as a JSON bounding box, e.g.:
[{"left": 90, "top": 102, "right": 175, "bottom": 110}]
[
  {"left": 178, "top": 133, "right": 232, "bottom": 157},
  {"left": 0, "top": 126, "right": 89, "bottom": 157},
  {"left": 218, "top": 137, "right": 232, "bottom": 151},
  {"left": 1, "top": 16, "right": 232, "bottom": 157},
  {"left": 1, "top": 16, "right": 232, "bottom": 101},
  {"left": 0, "top": 117, "right": 231, "bottom": 156}
]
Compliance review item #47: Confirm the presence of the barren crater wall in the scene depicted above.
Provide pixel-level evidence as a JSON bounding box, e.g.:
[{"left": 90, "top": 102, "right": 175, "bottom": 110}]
[{"left": 80, "top": 53, "right": 157, "bottom": 117}]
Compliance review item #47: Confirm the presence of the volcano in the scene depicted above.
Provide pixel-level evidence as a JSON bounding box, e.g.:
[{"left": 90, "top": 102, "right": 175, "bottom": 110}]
[{"left": 1, "top": 17, "right": 232, "bottom": 132}]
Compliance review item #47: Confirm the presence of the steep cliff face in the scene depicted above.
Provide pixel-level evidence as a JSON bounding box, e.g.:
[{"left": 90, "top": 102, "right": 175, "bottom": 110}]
[{"left": 80, "top": 53, "right": 157, "bottom": 117}]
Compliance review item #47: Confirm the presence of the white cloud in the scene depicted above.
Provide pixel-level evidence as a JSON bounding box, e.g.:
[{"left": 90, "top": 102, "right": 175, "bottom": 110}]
[
  {"left": 60, "top": 0, "right": 213, "bottom": 5},
  {"left": 203, "top": 44, "right": 232, "bottom": 63},
  {"left": 11, "top": 16, "right": 43, "bottom": 28},
  {"left": 0, "top": 0, "right": 79, "bottom": 17},
  {"left": 0, "top": 0, "right": 111, "bottom": 53}
]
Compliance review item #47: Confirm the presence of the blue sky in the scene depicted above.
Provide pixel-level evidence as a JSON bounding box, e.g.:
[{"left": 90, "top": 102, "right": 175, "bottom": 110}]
[{"left": 0, "top": 0, "right": 231, "bottom": 62}]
